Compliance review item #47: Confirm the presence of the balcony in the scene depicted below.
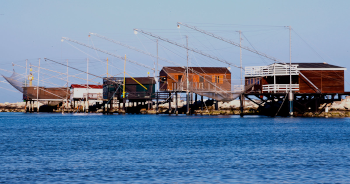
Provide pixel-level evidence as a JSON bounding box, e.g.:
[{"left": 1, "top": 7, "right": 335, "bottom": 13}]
[
  {"left": 245, "top": 63, "right": 299, "bottom": 77},
  {"left": 262, "top": 84, "right": 299, "bottom": 93},
  {"left": 83, "top": 93, "right": 103, "bottom": 100}
]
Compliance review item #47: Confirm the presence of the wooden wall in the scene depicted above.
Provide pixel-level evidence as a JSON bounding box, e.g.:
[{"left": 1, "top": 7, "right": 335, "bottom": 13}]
[
  {"left": 23, "top": 87, "right": 69, "bottom": 100},
  {"left": 159, "top": 69, "right": 231, "bottom": 91},
  {"left": 299, "top": 70, "right": 344, "bottom": 93}
]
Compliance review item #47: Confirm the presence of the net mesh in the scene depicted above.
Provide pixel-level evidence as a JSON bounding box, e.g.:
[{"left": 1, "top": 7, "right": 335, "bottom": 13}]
[{"left": 2, "top": 70, "right": 25, "bottom": 93}]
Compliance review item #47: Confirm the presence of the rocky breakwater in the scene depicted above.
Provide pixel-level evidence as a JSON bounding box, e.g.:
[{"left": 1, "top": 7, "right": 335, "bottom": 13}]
[
  {"left": 303, "top": 96, "right": 350, "bottom": 118},
  {"left": 0, "top": 102, "right": 26, "bottom": 112},
  {"left": 156, "top": 99, "right": 259, "bottom": 115}
]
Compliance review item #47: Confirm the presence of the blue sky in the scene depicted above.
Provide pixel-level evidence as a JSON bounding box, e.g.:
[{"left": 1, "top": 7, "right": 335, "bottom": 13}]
[{"left": 1, "top": 0, "right": 350, "bottom": 102}]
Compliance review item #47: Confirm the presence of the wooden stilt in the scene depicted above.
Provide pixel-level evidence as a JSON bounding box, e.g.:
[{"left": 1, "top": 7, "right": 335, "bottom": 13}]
[
  {"left": 175, "top": 92, "right": 178, "bottom": 115},
  {"left": 194, "top": 93, "right": 197, "bottom": 111},
  {"left": 168, "top": 92, "right": 171, "bottom": 114},
  {"left": 123, "top": 99, "right": 126, "bottom": 112},
  {"left": 201, "top": 95, "right": 203, "bottom": 111},
  {"left": 156, "top": 92, "right": 159, "bottom": 114},
  {"left": 186, "top": 92, "right": 189, "bottom": 115},
  {"left": 240, "top": 94, "right": 244, "bottom": 117}
]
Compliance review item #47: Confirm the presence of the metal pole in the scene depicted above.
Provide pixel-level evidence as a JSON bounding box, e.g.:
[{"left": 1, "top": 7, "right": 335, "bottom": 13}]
[
  {"left": 67, "top": 59, "right": 69, "bottom": 109},
  {"left": 87, "top": 58, "right": 89, "bottom": 112},
  {"left": 37, "top": 58, "right": 40, "bottom": 112},
  {"left": 156, "top": 39, "right": 160, "bottom": 108},
  {"left": 123, "top": 55, "right": 126, "bottom": 99},
  {"left": 274, "top": 63, "right": 276, "bottom": 93},
  {"left": 107, "top": 57, "right": 109, "bottom": 77},
  {"left": 186, "top": 35, "right": 189, "bottom": 115},
  {"left": 156, "top": 40, "right": 159, "bottom": 114},
  {"left": 157, "top": 39, "right": 158, "bottom": 81},
  {"left": 289, "top": 26, "right": 293, "bottom": 116},
  {"left": 156, "top": 92, "right": 159, "bottom": 114},
  {"left": 239, "top": 30, "right": 242, "bottom": 86},
  {"left": 240, "top": 94, "right": 244, "bottom": 117},
  {"left": 25, "top": 59, "right": 27, "bottom": 87}
]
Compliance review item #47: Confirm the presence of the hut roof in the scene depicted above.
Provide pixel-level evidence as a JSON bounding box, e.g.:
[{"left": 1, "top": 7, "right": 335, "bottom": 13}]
[
  {"left": 294, "top": 63, "right": 346, "bottom": 70},
  {"left": 125, "top": 77, "right": 156, "bottom": 85},
  {"left": 71, "top": 84, "right": 103, "bottom": 89},
  {"left": 162, "top": 67, "right": 231, "bottom": 74}
]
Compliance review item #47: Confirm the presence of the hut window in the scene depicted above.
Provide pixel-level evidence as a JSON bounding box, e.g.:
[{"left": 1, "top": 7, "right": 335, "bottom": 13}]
[
  {"left": 199, "top": 76, "right": 204, "bottom": 83},
  {"left": 193, "top": 75, "right": 199, "bottom": 82},
  {"left": 212, "top": 75, "right": 223, "bottom": 84},
  {"left": 175, "top": 75, "right": 183, "bottom": 81}
]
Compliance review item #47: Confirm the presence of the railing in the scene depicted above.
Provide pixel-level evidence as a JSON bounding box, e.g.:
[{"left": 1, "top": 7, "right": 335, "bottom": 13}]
[
  {"left": 171, "top": 82, "right": 217, "bottom": 91},
  {"left": 172, "top": 82, "right": 184, "bottom": 91},
  {"left": 233, "top": 85, "right": 244, "bottom": 93},
  {"left": 262, "top": 84, "right": 299, "bottom": 93},
  {"left": 127, "top": 92, "right": 155, "bottom": 99},
  {"left": 245, "top": 64, "right": 299, "bottom": 77},
  {"left": 83, "top": 93, "right": 103, "bottom": 100}
]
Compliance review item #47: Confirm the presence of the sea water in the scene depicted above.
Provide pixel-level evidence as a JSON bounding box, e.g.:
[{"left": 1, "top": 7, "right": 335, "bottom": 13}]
[{"left": 1, "top": 113, "right": 350, "bottom": 183}]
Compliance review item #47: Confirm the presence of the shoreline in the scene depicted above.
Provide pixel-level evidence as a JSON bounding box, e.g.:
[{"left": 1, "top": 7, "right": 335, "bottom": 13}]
[{"left": 2, "top": 99, "right": 350, "bottom": 117}]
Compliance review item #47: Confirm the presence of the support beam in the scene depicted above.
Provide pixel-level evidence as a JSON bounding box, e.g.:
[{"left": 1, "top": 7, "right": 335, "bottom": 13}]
[
  {"left": 195, "top": 93, "right": 197, "bottom": 111},
  {"left": 289, "top": 92, "right": 294, "bottom": 116},
  {"left": 201, "top": 95, "right": 203, "bottom": 111},
  {"left": 245, "top": 95, "right": 263, "bottom": 107},
  {"left": 168, "top": 92, "right": 171, "bottom": 114},
  {"left": 186, "top": 92, "right": 190, "bottom": 115},
  {"left": 240, "top": 94, "right": 244, "bottom": 117},
  {"left": 156, "top": 92, "right": 159, "bottom": 114},
  {"left": 175, "top": 92, "right": 178, "bottom": 115},
  {"left": 122, "top": 99, "right": 126, "bottom": 112}
]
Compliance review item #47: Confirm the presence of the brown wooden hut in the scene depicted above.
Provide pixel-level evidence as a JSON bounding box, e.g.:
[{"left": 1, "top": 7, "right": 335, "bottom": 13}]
[
  {"left": 159, "top": 67, "right": 231, "bottom": 92},
  {"left": 23, "top": 87, "right": 70, "bottom": 100},
  {"left": 244, "top": 63, "right": 346, "bottom": 94},
  {"left": 103, "top": 77, "right": 156, "bottom": 101}
]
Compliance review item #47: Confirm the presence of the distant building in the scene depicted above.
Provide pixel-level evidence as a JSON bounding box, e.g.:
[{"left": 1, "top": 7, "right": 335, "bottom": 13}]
[
  {"left": 70, "top": 84, "right": 103, "bottom": 100},
  {"left": 103, "top": 77, "right": 156, "bottom": 102}
]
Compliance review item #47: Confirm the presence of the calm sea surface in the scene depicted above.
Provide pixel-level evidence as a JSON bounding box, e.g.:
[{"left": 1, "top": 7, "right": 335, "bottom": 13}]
[{"left": 1, "top": 113, "right": 350, "bottom": 183}]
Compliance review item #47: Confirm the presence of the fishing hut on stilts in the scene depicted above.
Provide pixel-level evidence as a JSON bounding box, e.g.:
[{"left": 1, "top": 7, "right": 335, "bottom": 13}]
[{"left": 243, "top": 62, "right": 349, "bottom": 116}]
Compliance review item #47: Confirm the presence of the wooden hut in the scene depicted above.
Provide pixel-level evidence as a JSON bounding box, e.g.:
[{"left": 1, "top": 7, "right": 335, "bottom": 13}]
[
  {"left": 103, "top": 77, "right": 156, "bottom": 101},
  {"left": 23, "top": 87, "right": 70, "bottom": 100},
  {"left": 159, "top": 67, "right": 231, "bottom": 92},
  {"left": 244, "top": 63, "right": 346, "bottom": 94}
]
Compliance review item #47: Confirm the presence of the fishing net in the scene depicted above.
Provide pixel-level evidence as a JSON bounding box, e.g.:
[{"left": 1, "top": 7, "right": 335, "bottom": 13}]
[{"left": 2, "top": 70, "right": 25, "bottom": 93}]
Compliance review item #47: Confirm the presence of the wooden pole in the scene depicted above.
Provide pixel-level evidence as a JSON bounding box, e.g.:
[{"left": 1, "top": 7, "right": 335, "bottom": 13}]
[
  {"left": 123, "top": 55, "right": 126, "bottom": 99},
  {"left": 289, "top": 26, "right": 293, "bottom": 116},
  {"left": 195, "top": 93, "right": 197, "bottom": 111},
  {"left": 87, "top": 58, "right": 89, "bottom": 112},
  {"left": 168, "top": 92, "right": 171, "bottom": 114},
  {"left": 175, "top": 92, "right": 178, "bottom": 115},
  {"left": 186, "top": 35, "right": 189, "bottom": 115},
  {"left": 156, "top": 92, "right": 159, "bottom": 114},
  {"left": 240, "top": 94, "right": 244, "bottom": 117},
  {"left": 37, "top": 58, "right": 40, "bottom": 112},
  {"left": 201, "top": 95, "right": 203, "bottom": 111}
]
